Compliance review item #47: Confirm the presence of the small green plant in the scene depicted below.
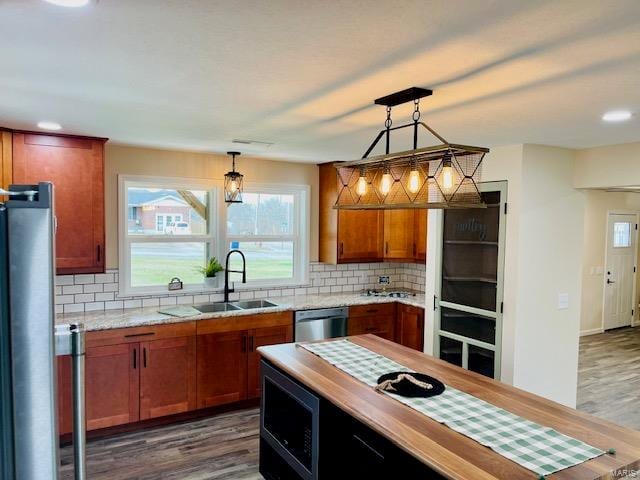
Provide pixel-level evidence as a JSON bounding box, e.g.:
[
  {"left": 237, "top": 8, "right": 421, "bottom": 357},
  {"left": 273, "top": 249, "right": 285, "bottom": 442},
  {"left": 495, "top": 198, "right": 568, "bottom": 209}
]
[{"left": 197, "top": 257, "right": 224, "bottom": 278}]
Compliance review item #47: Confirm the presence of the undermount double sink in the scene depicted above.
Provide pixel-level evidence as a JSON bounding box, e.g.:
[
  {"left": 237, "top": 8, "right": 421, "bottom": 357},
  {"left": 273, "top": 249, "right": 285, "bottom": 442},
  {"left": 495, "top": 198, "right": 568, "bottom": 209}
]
[{"left": 193, "top": 299, "right": 278, "bottom": 313}]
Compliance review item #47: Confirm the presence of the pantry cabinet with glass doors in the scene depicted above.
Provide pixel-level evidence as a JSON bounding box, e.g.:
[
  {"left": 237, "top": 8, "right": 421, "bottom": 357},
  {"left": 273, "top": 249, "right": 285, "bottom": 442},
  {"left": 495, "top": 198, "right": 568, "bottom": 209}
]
[{"left": 434, "top": 181, "right": 506, "bottom": 379}]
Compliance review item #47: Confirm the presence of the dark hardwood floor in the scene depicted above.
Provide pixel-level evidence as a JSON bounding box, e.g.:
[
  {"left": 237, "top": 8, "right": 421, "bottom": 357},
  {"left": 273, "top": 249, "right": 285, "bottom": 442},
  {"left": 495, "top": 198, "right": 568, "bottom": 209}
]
[
  {"left": 577, "top": 326, "right": 640, "bottom": 431},
  {"left": 59, "top": 408, "right": 261, "bottom": 480}
]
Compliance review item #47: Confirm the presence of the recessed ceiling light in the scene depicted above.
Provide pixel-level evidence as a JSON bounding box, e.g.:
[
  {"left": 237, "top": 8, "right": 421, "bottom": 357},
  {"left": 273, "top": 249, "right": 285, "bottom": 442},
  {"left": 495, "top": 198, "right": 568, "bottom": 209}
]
[
  {"left": 602, "top": 110, "right": 633, "bottom": 122},
  {"left": 37, "top": 121, "right": 62, "bottom": 131},
  {"left": 43, "top": 0, "right": 90, "bottom": 7}
]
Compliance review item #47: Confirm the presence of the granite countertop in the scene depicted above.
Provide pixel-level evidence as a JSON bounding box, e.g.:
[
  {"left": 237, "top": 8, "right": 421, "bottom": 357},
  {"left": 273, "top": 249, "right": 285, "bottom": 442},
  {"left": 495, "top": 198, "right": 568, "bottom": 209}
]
[{"left": 55, "top": 292, "right": 426, "bottom": 332}]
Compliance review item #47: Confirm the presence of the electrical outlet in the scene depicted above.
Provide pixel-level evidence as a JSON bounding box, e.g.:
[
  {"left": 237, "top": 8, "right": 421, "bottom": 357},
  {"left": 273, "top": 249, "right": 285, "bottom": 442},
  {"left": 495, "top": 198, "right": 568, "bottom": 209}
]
[
  {"left": 378, "top": 276, "right": 390, "bottom": 285},
  {"left": 558, "top": 293, "right": 569, "bottom": 310}
]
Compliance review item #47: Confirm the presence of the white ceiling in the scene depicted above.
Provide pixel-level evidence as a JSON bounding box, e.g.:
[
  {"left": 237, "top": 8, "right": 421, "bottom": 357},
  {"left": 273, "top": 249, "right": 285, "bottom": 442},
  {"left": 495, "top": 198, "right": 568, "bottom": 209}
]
[{"left": 1, "top": 0, "right": 639, "bottom": 162}]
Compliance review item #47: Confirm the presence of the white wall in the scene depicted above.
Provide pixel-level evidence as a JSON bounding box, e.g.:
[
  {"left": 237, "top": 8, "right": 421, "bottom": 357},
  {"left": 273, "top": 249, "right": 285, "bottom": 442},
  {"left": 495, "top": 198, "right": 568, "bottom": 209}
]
[
  {"left": 574, "top": 142, "right": 640, "bottom": 189},
  {"left": 579, "top": 190, "right": 640, "bottom": 334},
  {"left": 512, "top": 145, "right": 585, "bottom": 407}
]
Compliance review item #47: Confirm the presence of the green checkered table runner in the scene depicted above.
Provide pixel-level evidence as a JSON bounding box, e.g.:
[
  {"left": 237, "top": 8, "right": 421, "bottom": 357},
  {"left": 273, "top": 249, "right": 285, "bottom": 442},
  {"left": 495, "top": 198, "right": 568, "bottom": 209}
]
[{"left": 300, "top": 339, "right": 604, "bottom": 478}]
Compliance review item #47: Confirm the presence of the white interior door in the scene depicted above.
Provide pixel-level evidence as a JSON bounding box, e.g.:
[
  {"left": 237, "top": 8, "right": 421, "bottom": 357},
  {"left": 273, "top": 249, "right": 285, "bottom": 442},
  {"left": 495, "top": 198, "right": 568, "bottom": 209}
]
[{"left": 603, "top": 213, "right": 637, "bottom": 330}]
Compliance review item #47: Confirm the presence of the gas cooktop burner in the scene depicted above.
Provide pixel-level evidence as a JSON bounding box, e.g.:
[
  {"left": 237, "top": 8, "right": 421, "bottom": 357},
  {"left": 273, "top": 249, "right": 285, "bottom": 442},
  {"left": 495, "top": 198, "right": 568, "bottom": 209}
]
[{"left": 363, "top": 290, "right": 415, "bottom": 298}]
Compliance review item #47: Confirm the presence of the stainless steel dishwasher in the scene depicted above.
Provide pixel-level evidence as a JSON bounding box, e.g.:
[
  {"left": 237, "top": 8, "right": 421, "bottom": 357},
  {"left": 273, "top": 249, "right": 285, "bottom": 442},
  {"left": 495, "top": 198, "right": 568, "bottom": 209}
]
[{"left": 294, "top": 307, "right": 348, "bottom": 342}]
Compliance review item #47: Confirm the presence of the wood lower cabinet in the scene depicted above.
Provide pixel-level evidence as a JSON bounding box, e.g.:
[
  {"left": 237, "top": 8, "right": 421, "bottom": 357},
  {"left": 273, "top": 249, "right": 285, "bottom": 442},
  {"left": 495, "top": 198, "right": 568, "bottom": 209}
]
[
  {"left": 12, "top": 132, "right": 106, "bottom": 274},
  {"left": 383, "top": 209, "right": 415, "bottom": 260},
  {"left": 140, "top": 336, "right": 196, "bottom": 420},
  {"left": 86, "top": 343, "right": 139, "bottom": 430},
  {"left": 0, "top": 130, "right": 12, "bottom": 193},
  {"left": 247, "top": 326, "right": 293, "bottom": 399},
  {"left": 196, "top": 331, "right": 248, "bottom": 409},
  {"left": 348, "top": 303, "right": 396, "bottom": 341},
  {"left": 57, "top": 356, "right": 73, "bottom": 435},
  {"left": 396, "top": 304, "right": 425, "bottom": 351}
]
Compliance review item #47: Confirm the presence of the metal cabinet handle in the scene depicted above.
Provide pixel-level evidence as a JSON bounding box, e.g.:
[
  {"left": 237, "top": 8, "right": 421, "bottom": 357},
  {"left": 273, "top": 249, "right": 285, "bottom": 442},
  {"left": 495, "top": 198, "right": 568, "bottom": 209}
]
[
  {"left": 241, "top": 335, "right": 247, "bottom": 353},
  {"left": 413, "top": 243, "right": 416, "bottom": 256},
  {"left": 385, "top": 242, "right": 389, "bottom": 255},
  {"left": 249, "top": 335, "right": 255, "bottom": 352},
  {"left": 132, "top": 348, "right": 137, "bottom": 369},
  {"left": 143, "top": 347, "right": 147, "bottom": 368},
  {"left": 96, "top": 244, "right": 101, "bottom": 263},
  {"left": 339, "top": 242, "right": 344, "bottom": 256}
]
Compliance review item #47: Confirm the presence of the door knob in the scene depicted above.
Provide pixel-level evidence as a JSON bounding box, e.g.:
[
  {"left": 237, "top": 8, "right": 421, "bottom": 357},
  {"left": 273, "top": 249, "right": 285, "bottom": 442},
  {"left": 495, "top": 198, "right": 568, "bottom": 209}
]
[{"left": 607, "top": 279, "right": 616, "bottom": 284}]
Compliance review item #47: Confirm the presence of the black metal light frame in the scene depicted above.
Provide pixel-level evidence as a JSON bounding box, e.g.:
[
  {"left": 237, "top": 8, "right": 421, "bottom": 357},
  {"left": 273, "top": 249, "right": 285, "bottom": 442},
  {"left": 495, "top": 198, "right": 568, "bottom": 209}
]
[{"left": 334, "top": 87, "right": 489, "bottom": 210}]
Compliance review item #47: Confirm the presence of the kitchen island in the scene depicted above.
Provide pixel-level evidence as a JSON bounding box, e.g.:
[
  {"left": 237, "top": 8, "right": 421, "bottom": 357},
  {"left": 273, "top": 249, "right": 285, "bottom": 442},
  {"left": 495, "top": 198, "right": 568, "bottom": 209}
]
[{"left": 258, "top": 335, "right": 640, "bottom": 480}]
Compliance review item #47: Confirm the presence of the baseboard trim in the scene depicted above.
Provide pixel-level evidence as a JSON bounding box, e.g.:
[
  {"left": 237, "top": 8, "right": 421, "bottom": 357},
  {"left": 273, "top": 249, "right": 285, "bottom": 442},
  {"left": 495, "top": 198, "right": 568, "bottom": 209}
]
[{"left": 580, "top": 328, "right": 604, "bottom": 337}]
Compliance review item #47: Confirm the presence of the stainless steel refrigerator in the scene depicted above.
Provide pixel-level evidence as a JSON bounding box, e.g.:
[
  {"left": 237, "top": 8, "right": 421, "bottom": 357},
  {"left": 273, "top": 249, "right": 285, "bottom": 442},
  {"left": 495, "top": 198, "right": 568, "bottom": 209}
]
[{"left": 0, "top": 182, "right": 86, "bottom": 480}]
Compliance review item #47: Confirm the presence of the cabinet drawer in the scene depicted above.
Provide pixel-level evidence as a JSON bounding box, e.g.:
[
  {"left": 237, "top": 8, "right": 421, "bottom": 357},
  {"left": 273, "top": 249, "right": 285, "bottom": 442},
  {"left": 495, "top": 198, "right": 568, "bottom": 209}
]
[
  {"left": 349, "top": 303, "right": 396, "bottom": 318},
  {"left": 348, "top": 315, "right": 395, "bottom": 341},
  {"left": 86, "top": 321, "right": 196, "bottom": 348},
  {"left": 197, "top": 311, "right": 292, "bottom": 335}
]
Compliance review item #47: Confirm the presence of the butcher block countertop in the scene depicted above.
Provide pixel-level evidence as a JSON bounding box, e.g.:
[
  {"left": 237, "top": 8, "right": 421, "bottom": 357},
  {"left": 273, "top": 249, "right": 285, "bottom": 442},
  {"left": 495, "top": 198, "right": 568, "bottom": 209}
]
[{"left": 258, "top": 335, "right": 640, "bottom": 480}]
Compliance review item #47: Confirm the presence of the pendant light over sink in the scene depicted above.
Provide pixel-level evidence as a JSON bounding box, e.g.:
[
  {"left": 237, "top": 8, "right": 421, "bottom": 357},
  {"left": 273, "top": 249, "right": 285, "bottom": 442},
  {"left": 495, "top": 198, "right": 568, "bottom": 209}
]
[
  {"left": 224, "top": 151, "right": 244, "bottom": 203},
  {"left": 333, "top": 87, "right": 489, "bottom": 210}
]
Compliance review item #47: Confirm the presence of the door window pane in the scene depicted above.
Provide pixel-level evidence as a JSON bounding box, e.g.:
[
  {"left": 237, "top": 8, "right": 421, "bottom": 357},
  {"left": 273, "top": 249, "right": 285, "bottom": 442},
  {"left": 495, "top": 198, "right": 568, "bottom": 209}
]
[
  {"left": 131, "top": 242, "right": 206, "bottom": 287},
  {"left": 440, "top": 336, "right": 463, "bottom": 367},
  {"left": 440, "top": 307, "right": 496, "bottom": 345},
  {"left": 227, "top": 193, "right": 294, "bottom": 236},
  {"left": 127, "top": 187, "right": 208, "bottom": 235},
  {"left": 468, "top": 345, "right": 495, "bottom": 378},
  {"left": 613, "top": 222, "right": 632, "bottom": 248},
  {"left": 228, "top": 241, "right": 294, "bottom": 281}
]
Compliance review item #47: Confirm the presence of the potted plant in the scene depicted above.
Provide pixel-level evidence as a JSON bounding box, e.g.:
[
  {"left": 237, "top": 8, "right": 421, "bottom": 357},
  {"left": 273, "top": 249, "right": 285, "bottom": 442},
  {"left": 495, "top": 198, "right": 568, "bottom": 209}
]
[{"left": 198, "top": 257, "right": 224, "bottom": 288}]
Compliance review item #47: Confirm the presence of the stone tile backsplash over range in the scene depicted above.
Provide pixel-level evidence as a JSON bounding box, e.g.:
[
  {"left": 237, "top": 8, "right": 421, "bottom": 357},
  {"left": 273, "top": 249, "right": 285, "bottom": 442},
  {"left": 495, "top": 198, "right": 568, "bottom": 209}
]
[{"left": 55, "top": 262, "right": 427, "bottom": 314}]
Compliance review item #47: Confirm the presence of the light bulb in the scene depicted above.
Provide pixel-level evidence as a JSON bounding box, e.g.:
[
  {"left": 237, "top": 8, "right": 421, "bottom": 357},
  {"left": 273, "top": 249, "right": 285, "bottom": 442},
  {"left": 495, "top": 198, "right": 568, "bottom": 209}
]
[
  {"left": 408, "top": 169, "right": 420, "bottom": 194},
  {"left": 229, "top": 180, "right": 238, "bottom": 193},
  {"left": 439, "top": 154, "right": 458, "bottom": 193},
  {"left": 356, "top": 175, "right": 367, "bottom": 196},
  {"left": 380, "top": 172, "right": 393, "bottom": 195}
]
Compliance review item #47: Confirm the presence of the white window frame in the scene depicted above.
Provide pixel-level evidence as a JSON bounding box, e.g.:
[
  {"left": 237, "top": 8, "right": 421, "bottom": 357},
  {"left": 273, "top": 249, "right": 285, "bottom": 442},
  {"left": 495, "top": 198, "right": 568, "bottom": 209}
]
[
  {"left": 222, "top": 183, "right": 310, "bottom": 289},
  {"left": 118, "top": 175, "right": 220, "bottom": 296}
]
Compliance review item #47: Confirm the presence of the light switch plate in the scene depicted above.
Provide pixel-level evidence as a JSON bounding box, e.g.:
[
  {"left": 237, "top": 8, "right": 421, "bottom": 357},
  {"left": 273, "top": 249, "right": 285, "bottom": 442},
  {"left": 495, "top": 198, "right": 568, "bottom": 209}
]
[
  {"left": 378, "top": 275, "right": 390, "bottom": 285},
  {"left": 558, "top": 293, "right": 569, "bottom": 310}
]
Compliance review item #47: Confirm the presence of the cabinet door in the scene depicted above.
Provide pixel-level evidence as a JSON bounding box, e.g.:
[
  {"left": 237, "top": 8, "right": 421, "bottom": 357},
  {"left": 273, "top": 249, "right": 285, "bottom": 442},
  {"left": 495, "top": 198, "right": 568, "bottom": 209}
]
[
  {"left": 383, "top": 209, "right": 415, "bottom": 260},
  {"left": 140, "top": 336, "right": 196, "bottom": 420},
  {"left": 247, "top": 326, "right": 292, "bottom": 399},
  {"left": 338, "top": 210, "right": 383, "bottom": 263},
  {"left": 396, "top": 304, "right": 425, "bottom": 351},
  {"left": 12, "top": 132, "right": 105, "bottom": 274},
  {"left": 197, "top": 331, "right": 248, "bottom": 408},
  {"left": 414, "top": 209, "right": 427, "bottom": 262},
  {"left": 86, "top": 343, "right": 139, "bottom": 430},
  {"left": 56, "top": 356, "right": 73, "bottom": 435},
  {"left": 348, "top": 315, "right": 395, "bottom": 341},
  {"left": 0, "top": 131, "right": 12, "bottom": 192}
]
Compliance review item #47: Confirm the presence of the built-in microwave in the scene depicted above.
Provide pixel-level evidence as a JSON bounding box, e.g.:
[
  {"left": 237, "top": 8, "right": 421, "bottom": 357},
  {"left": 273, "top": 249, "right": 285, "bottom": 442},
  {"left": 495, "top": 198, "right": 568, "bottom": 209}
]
[{"left": 260, "top": 360, "right": 319, "bottom": 480}]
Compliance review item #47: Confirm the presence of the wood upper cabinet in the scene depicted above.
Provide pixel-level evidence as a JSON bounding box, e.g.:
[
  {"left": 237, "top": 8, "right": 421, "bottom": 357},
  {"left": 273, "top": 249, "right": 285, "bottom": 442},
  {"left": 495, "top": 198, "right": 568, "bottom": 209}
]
[
  {"left": 414, "top": 209, "right": 427, "bottom": 262},
  {"left": 86, "top": 343, "right": 139, "bottom": 430},
  {"left": 319, "top": 162, "right": 427, "bottom": 264},
  {"left": 247, "top": 325, "right": 293, "bottom": 399},
  {"left": 338, "top": 210, "right": 384, "bottom": 263},
  {"left": 12, "top": 132, "right": 106, "bottom": 274},
  {"left": 140, "top": 336, "right": 196, "bottom": 420},
  {"left": 396, "top": 304, "right": 425, "bottom": 351},
  {"left": 197, "top": 331, "right": 248, "bottom": 409},
  {"left": 383, "top": 209, "right": 415, "bottom": 260}
]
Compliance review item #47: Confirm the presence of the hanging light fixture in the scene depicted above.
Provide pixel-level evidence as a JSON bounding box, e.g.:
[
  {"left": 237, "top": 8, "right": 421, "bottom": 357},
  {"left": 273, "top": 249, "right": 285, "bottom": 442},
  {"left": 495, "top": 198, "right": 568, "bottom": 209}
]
[
  {"left": 333, "top": 87, "right": 488, "bottom": 210},
  {"left": 224, "top": 151, "right": 244, "bottom": 203}
]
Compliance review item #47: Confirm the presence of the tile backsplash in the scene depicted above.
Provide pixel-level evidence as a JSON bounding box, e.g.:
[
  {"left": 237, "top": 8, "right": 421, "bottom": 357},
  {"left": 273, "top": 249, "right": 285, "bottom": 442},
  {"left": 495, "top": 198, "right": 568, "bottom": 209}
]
[{"left": 55, "top": 262, "right": 426, "bottom": 314}]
